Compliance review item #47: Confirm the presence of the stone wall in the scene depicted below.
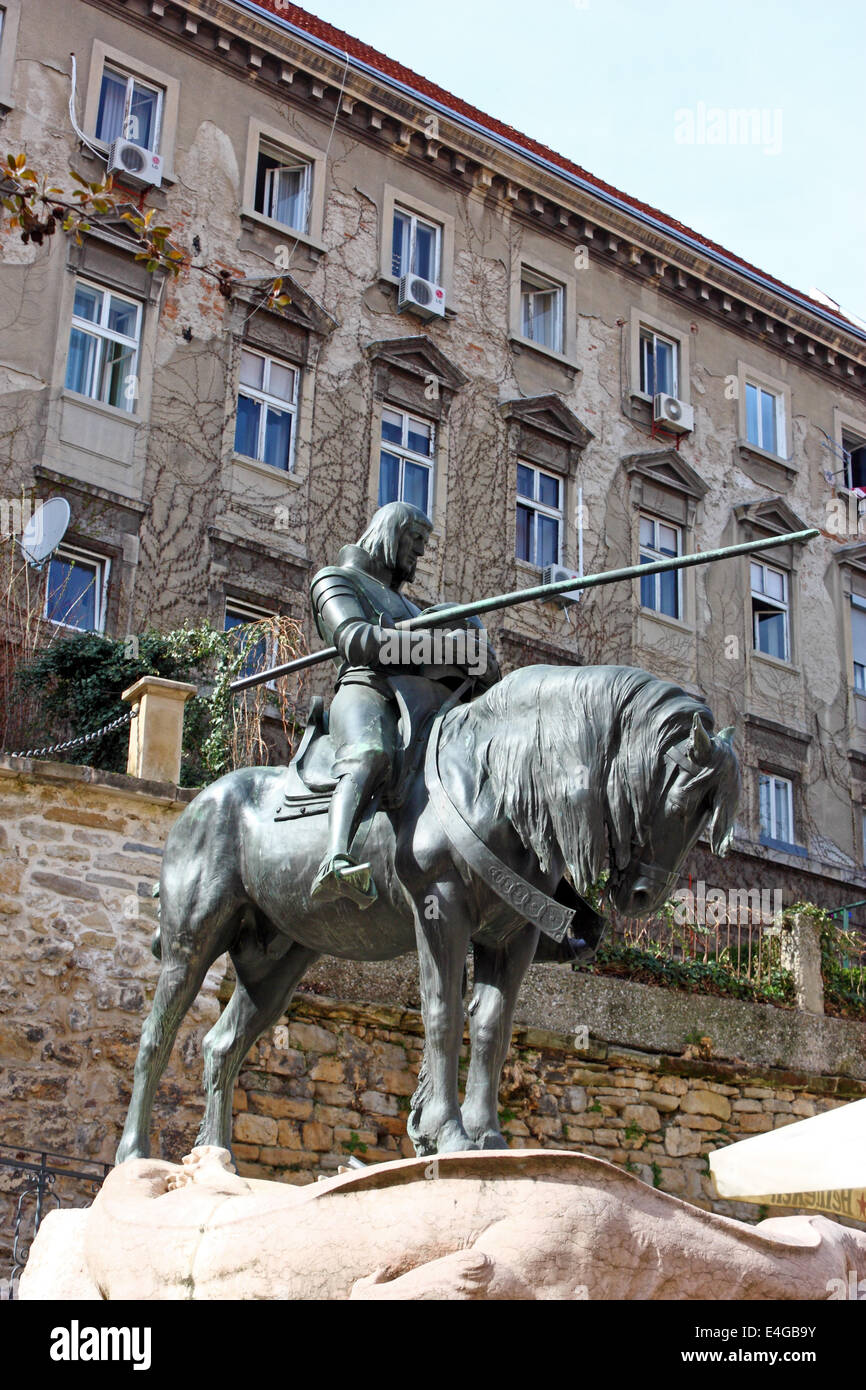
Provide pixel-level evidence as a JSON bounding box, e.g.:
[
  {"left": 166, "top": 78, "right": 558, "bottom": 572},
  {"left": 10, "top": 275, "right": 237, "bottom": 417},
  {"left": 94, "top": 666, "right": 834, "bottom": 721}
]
[
  {"left": 0, "top": 757, "right": 223, "bottom": 1270},
  {"left": 2, "top": 758, "right": 865, "bottom": 1272}
]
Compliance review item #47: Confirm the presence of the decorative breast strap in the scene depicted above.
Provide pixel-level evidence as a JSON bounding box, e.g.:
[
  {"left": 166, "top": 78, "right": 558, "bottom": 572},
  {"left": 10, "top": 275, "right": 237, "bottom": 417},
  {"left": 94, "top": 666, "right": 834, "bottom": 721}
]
[{"left": 423, "top": 711, "right": 574, "bottom": 944}]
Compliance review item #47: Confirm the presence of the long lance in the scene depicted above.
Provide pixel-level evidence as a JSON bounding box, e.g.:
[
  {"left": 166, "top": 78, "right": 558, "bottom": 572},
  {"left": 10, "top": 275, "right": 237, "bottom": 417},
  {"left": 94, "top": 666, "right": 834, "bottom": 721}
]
[{"left": 230, "top": 527, "right": 818, "bottom": 692}]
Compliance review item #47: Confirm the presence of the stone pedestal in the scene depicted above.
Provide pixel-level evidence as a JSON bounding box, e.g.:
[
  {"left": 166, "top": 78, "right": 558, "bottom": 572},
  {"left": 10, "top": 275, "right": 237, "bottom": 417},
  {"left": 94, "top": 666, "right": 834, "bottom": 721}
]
[
  {"left": 19, "top": 1146, "right": 866, "bottom": 1301},
  {"left": 122, "top": 677, "right": 197, "bottom": 785}
]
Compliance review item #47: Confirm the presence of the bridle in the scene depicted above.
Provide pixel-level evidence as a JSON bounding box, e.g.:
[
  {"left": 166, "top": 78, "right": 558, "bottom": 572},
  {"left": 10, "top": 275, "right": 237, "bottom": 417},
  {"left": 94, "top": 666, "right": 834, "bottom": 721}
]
[{"left": 626, "top": 739, "right": 714, "bottom": 892}]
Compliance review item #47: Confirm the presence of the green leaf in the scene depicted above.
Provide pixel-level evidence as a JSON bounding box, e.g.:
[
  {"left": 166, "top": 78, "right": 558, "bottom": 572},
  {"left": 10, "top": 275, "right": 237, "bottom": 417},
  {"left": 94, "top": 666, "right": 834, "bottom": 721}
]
[{"left": 69, "top": 169, "right": 89, "bottom": 186}]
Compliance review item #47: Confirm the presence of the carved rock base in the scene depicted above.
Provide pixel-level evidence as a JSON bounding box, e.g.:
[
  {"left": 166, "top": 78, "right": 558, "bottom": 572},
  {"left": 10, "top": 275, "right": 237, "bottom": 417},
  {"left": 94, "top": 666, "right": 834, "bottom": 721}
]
[{"left": 19, "top": 1146, "right": 866, "bottom": 1301}]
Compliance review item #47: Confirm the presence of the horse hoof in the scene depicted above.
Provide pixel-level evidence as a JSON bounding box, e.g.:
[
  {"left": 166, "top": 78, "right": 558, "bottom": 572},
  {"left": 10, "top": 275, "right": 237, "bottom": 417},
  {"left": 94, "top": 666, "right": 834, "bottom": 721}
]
[
  {"left": 434, "top": 1120, "right": 477, "bottom": 1154},
  {"left": 475, "top": 1131, "right": 509, "bottom": 1150}
]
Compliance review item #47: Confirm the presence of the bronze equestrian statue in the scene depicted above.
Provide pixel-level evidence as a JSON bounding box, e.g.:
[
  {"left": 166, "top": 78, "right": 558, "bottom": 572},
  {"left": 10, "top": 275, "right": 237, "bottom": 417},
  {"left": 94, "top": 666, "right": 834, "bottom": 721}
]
[
  {"left": 116, "top": 636, "right": 740, "bottom": 1161},
  {"left": 115, "top": 510, "right": 822, "bottom": 1163}
]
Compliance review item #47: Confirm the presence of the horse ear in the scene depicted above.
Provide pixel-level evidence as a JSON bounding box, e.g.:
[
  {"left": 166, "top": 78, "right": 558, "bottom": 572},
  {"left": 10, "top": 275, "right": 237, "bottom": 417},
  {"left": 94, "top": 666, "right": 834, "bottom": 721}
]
[{"left": 688, "top": 712, "right": 713, "bottom": 766}]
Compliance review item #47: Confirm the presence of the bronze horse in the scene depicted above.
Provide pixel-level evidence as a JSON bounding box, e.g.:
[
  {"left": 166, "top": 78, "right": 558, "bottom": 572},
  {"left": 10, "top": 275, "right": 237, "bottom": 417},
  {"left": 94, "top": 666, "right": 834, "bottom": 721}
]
[{"left": 116, "top": 665, "right": 739, "bottom": 1163}]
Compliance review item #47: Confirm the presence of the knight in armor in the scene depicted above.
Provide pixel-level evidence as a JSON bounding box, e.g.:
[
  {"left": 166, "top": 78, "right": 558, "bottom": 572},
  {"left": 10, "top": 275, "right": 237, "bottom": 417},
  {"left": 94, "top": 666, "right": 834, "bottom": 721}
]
[{"left": 309, "top": 501, "right": 501, "bottom": 908}]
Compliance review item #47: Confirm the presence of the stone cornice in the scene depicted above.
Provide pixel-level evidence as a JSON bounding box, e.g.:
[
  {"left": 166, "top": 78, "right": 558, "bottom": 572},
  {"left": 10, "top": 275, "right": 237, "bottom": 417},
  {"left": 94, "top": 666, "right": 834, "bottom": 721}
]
[{"left": 83, "top": 0, "right": 866, "bottom": 389}]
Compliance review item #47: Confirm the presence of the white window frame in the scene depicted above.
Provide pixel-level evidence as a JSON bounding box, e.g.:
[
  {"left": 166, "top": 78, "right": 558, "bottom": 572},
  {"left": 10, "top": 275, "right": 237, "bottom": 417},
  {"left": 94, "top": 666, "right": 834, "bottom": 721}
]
[
  {"left": 851, "top": 594, "right": 866, "bottom": 693},
  {"left": 639, "top": 327, "right": 679, "bottom": 399},
  {"left": 256, "top": 144, "right": 312, "bottom": 234},
  {"left": 842, "top": 427, "right": 866, "bottom": 492},
  {"left": 378, "top": 408, "right": 435, "bottom": 518},
  {"left": 391, "top": 205, "right": 442, "bottom": 283},
  {"left": 44, "top": 546, "right": 110, "bottom": 633},
  {"left": 639, "top": 514, "right": 683, "bottom": 618},
  {"left": 515, "top": 462, "right": 563, "bottom": 568},
  {"left": 861, "top": 807, "right": 866, "bottom": 867},
  {"left": 65, "top": 279, "right": 142, "bottom": 414},
  {"left": 82, "top": 43, "right": 180, "bottom": 177},
  {"left": 520, "top": 269, "right": 564, "bottom": 354},
  {"left": 744, "top": 380, "right": 785, "bottom": 455},
  {"left": 759, "top": 771, "right": 794, "bottom": 845},
  {"left": 0, "top": 0, "right": 22, "bottom": 111},
  {"left": 224, "top": 599, "right": 278, "bottom": 688},
  {"left": 234, "top": 349, "right": 299, "bottom": 473},
  {"left": 95, "top": 62, "right": 164, "bottom": 152},
  {"left": 751, "top": 559, "right": 790, "bottom": 662}
]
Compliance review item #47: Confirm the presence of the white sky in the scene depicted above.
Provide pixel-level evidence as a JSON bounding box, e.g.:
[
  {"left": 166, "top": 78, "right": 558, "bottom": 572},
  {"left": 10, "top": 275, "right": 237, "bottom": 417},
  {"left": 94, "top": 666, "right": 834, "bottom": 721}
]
[{"left": 290, "top": 0, "right": 866, "bottom": 322}]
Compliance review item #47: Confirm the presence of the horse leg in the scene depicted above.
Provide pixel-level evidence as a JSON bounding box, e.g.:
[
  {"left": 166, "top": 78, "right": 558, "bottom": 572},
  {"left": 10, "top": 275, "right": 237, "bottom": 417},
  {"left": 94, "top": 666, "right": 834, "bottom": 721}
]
[
  {"left": 461, "top": 926, "right": 539, "bottom": 1149},
  {"left": 197, "top": 934, "right": 320, "bottom": 1153},
  {"left": 408, "top": 881, "right": 475, "bottom": 1156},
  {"left": 115, "top": 906, "right": 241, "bottom": 1164}
]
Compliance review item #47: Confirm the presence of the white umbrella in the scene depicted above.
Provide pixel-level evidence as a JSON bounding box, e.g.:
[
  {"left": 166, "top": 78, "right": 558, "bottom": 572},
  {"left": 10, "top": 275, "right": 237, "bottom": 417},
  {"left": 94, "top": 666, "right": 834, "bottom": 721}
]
[{"left": 709, "top": 1097, "right": 866, "bottom": 1221}]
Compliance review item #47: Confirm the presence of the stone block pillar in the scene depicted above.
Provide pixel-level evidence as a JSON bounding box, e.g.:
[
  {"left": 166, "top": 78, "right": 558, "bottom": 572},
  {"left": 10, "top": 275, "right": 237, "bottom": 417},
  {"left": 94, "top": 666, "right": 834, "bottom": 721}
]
[
  {"left": 781, "top": 911, "right": 824, "bottom": 1015},
  {"left": 122, "top": 677, "right": 197, "bottom": 785}
]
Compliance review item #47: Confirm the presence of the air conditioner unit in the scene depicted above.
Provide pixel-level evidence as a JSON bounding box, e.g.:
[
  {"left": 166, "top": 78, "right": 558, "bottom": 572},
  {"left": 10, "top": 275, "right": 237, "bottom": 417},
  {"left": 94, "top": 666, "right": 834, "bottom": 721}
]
[
  {"left": 397, "top": 273, "right": 446, "bottom": 320},
  {"left": 107, "top": 138, "right": 164, "bottom": 188},
  {"left": 542, "top": 563, "right": 582, "bottom": 605},
  {"left": 653, "top": 394, "right": 694, "bottom": 434}
]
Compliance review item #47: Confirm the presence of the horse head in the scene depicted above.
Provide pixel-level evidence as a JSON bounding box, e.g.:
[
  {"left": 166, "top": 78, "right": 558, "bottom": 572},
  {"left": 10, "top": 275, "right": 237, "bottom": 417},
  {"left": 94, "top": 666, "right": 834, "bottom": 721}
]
[{"left": 607, "top": 712, "right": 740, "bottom": 916}]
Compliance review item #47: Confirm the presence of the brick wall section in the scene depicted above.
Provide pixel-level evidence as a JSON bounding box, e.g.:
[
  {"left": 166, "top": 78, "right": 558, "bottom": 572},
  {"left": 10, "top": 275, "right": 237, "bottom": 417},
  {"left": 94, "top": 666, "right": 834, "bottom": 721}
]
[{"left": 234, "top": 995, "right": 866, "bottom": 1227}]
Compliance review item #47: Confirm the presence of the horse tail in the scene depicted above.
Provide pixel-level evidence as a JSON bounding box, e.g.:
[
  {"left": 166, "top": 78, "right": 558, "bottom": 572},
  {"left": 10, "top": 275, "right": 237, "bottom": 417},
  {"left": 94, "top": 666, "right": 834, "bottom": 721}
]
[{"left": 151, "top": 882, "right": 161, "bottom": 959}]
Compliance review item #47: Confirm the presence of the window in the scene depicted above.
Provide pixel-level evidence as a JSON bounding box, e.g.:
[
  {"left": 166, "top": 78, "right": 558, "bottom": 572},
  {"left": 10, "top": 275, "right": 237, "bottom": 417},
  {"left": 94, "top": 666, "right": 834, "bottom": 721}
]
[
  {"left": 862, "top": 808, "right": 866, "bottom": 867},
  {"left": 745, "top": 381, "right": 783, "bottom": 455},
  {"left": 224, "top": 601, "right": 276, "bottom": 684},
  {"left": 45, "top": 547, "right": 109, "bottom": 632},
  {"left": 751, "top": 560, "right": 789, "bottom": 661},
  {"left": 516, "top": 463, "right": 562, "bottom": 568},
  {"left": 759, "top": 772, "right": 794, "bottom": 845},
  {"left": 234, "top": 349, "right": 298, "bottom": 472},
  {"left": 639, "top": 515, "right": 682, "bottom": 619},
  {"left": 378, "top": 408, "right": 434, "bottom": 517},
  {"left": 852, "top": 595, "right": 866, "bottom": 693},
  {"left": 391, "top": 206, "right": 441, "bottom": 282},
  {"left": 520, "top": 270, "right": 564, "bottom": 353},
  {"left": 254, "top": 143, "right": 311, "bottom": 234},
  {"left": 64, "top": 280, "right": 141, "bottom": 413},
  {"left": 95, "top": 64, "right": 163, "bottom": 150},
  {"left": 639, "top": 327, "right": 678, "bottom": 398},
  {"left": 843, "top": 428, "right": 866, "bottom": 492}
]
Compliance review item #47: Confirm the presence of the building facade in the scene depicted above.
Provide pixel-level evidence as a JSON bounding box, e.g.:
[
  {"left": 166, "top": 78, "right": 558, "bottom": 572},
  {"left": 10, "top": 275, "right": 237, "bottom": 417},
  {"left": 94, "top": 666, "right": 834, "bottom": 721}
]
[{"left": 2, "top": 0, "right": 866, "bottom": 916}]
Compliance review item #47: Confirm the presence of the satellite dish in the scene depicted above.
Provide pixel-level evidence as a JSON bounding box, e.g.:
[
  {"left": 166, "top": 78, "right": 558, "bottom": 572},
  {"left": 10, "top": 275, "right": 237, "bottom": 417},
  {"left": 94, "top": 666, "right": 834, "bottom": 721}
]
[{"left": 19, "top": 498, "right": 71, "bottom": 568}]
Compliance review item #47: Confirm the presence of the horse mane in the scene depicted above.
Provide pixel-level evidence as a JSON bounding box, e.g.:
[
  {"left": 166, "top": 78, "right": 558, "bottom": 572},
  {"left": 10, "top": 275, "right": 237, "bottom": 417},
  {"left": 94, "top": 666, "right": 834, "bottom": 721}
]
[{"left": 447, "top": 665, "right": 738, "bottom": 891}]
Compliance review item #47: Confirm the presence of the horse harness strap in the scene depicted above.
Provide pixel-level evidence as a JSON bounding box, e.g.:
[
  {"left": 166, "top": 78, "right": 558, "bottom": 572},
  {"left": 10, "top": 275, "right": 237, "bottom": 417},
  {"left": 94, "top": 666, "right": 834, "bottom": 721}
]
[{"left": 424, "top": 711, "right": 574, "bottom": 944}]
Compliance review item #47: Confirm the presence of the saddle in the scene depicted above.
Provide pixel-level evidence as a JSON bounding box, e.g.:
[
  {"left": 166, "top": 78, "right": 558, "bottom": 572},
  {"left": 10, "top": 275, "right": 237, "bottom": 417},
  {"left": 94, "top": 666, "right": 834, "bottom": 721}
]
[{"left": 274, "top": 674, "right": 453, "bottom": 825}]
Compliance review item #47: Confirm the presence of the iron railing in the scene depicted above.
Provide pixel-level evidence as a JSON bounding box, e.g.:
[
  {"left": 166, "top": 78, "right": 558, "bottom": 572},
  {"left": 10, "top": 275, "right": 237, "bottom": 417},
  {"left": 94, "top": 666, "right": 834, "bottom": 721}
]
[
  {"left": 0, "top": 1144, "right": 112, "bottom": 1298},
  {"left": 600, "top": 903, "right": 790, "bottom": 996}
]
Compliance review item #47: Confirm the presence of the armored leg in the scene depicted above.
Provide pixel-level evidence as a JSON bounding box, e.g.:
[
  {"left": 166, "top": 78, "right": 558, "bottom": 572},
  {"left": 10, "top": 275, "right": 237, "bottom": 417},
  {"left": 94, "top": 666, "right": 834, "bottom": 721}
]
[{"left": 311, "top": 684, "right": 396, "bottom": 909}]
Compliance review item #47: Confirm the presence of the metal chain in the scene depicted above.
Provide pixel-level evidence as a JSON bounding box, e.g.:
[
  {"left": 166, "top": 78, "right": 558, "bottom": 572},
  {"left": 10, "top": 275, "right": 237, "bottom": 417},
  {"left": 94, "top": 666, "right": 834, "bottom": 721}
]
[{"left": 3, "top": 707, "right": 136, "bottom": 761}]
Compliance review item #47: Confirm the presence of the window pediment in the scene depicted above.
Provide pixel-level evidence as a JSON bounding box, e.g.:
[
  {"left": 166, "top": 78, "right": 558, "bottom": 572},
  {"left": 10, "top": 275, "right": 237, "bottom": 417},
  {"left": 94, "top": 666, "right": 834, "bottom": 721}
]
[
  {"left": 366, "top": 336, "right": 466, "bottom": 421},
  {"left": 233, "top": 275, "right": 335, "bottom": 341},
  {"left": 734, "top": 496, "right": 809, "bottom": 539},
  {"left": 500, "top": 395, "right": 593, "bottom": 450},
  {"left": 365, "top": 336, "right": 467, "bottom": 393},
  {"left": 623, "top": 448, "right": 707, "bottom": 500}
]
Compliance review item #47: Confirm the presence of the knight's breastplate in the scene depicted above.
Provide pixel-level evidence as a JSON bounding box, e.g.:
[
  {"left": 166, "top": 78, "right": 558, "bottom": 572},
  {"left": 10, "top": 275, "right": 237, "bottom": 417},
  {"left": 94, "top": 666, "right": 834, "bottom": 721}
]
[{"left": 311, "top": 567, "right": 421, "bottom": 649}]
